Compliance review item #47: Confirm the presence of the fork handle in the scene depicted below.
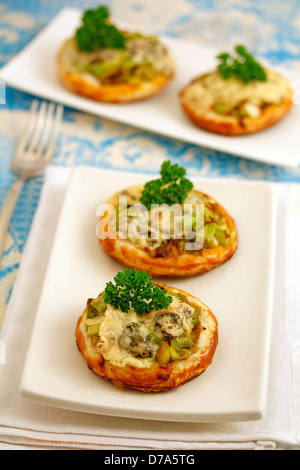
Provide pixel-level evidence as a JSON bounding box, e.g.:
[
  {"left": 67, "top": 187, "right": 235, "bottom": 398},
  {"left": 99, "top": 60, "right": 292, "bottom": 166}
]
[{"left": 0, "top": 178, "right": 24, "bottom": 261}]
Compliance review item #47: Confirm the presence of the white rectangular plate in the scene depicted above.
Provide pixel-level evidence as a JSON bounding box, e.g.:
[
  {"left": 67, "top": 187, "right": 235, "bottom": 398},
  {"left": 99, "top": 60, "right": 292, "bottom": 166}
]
[
  {"left": 1, "top": 7, "right": 299, "bottom": 167},
  {"left": 20, "top": 167, "right": 276, "bottom": 422}
]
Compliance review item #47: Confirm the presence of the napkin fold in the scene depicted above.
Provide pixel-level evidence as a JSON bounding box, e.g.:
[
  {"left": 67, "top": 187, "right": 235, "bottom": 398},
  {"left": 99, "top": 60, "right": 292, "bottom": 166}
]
[{"left": 0, "top": 166, "right": 299, "bottom": 450}]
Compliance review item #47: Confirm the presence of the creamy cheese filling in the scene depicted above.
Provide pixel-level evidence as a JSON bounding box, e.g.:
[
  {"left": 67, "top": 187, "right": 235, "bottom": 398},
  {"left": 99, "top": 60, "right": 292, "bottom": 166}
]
[
  {"left": 65, "top": 34, "right": 174, "bottom": 83},
  {"left": 95, "top": 296, "right": 196, "bottom": 368},
  {"left": 183, "top": 69, "right": 291, "bottom": 118},
  {"left": 126, "top": 35, "right": 174, "bottom": 74},
  {"left": 115, "top": 188, "right": 230, "bottom": 253}
]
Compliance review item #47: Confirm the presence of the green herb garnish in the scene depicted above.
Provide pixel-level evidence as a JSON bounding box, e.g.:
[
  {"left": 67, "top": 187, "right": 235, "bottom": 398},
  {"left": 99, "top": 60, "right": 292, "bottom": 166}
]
[
  {"left": 104, "top": 268, "right": 173, "bottom": 314},
  {"left": 76, "top": 5, "right": 126, "bottom": 52},
  {"left": 217, "top": 45, "right": 267, "bottom": 84},
  {"left": 140, "top": 160, "right": 193, "bottom": 210}
]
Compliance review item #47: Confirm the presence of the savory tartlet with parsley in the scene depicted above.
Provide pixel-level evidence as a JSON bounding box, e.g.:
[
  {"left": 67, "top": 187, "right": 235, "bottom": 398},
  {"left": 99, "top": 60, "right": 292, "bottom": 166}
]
[
  {"left": 57, "top": 6, "right": 175, "bottom": 102},
  {"left": 75, "top": 269, "right": 218, "bottom": 392},
  {"left": 98, "top": 160, "right": 238, "bottom": 277},
  {"left": 179, "top": 45, "right": 293, "bottom": 135}
]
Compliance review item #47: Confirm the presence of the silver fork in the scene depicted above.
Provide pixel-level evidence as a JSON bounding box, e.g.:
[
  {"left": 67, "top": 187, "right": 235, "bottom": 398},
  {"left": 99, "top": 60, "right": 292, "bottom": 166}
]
[{"left": 0, "top": 99, "right": 64, "bottom": 267}]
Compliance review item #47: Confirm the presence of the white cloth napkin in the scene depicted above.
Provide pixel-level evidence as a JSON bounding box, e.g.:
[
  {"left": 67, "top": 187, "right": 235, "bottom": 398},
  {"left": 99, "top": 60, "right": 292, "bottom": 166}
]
[{"left": 0, "top": 166, "right": 299, "bottom": 450}]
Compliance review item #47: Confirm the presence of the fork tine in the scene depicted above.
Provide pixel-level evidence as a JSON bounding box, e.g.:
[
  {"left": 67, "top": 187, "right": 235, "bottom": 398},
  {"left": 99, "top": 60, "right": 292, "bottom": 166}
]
[
  {"left": 44, "top": 104, "right": 64, "bottom": 162},
  {"left": 14, "top": 99, "right": 39, "bottom": 159},
  {"left": 26, "top": 100, "right": 48, "bottom": 155},
  {"left": 35, "top": 101, "right": 56, "bottom": 157},
  {"left": 11, "top": 101, "right": 63, "bottom": 178}
]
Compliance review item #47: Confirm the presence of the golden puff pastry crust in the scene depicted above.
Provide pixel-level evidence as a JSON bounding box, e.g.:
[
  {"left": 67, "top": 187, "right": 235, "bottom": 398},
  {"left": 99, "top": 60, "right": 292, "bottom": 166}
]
[
  {"left": 57, "top": 37, "right": 175, "bottom": 103},
  {"left": 179, "top": 69, "right": 293, "bottom": 136},
  {"left": 75, "top": 284, "right": 218, "bottom": 392},
  {"left": 98, "top": 185, "right": 238, "bottom": 278}
]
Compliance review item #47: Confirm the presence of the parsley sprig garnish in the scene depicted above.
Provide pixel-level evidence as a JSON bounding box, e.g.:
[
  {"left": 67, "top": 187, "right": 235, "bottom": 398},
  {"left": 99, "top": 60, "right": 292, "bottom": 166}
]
[
  {"left": 104, "top": 268, "right": 173, "bottom": 314},
  {"left": 140, "top": 160, "right": 193, "bottom": 210},
  {"left": 217, "top": 45, "right": 267, "bottom": 84},
  {"left": 76, "top": 5, "right": 126, "bottom": 52}
]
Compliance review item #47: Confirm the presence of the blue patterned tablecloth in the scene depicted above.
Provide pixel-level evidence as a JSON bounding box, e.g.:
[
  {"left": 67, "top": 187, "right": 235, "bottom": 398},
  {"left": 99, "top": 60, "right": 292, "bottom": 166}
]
[{"left": 0, "top": 0, "right": 300, "bottom": 318}]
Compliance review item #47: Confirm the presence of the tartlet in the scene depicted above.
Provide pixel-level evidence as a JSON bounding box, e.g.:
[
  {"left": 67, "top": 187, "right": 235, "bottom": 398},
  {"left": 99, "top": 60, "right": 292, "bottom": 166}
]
[
  {"left": 179, "top": 47, "right": 293, "bottom": 136},
  {"left": 75, "top": 273, "right": 218, "bottom": 392},
  {"left": 57, "top": 7, "right": 175, "bottom": 103},
  {"left": 97, "top": 165, "right": 238, "bottom": 277}
]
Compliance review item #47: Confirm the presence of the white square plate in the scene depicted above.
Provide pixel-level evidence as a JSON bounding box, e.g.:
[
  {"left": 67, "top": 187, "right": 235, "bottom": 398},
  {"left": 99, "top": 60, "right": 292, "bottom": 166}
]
[
  {"left": 0, "top": 7, "right": 299, "bottom": 167},
  {"left": 20, "top": 167, "right": 276, "bottom": 422}
]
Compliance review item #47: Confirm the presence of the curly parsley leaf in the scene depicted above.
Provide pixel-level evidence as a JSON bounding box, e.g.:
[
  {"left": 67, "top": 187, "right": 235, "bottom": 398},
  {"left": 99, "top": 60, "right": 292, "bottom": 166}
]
[
  {"left": 104, "top": 268, "right": 173, "bottom": 314},
  {"left": 76, "top": 5, "right": 126, "bottom": 52},
  {"left": 217, "top": 45, "right": 267, "bottom": 84},
  {"left": 140, "top": 160, "right": 194, "bottom": 209}
]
